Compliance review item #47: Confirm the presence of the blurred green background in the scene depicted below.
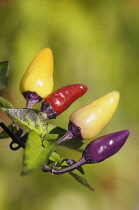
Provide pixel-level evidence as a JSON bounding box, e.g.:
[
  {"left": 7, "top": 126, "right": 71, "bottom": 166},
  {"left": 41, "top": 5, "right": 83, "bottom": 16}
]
[{"left": 0, "top": 0, "right": 139, "bottom": 209}]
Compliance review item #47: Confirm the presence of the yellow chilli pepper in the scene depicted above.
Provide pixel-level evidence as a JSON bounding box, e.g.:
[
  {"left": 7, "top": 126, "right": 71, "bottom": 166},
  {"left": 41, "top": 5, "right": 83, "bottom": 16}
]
[
  {"left": 69, "top": 91, "right": 120, "bottom": 140},
  {"left": 20, "top": 48, "right": 54, "bottom": 99}
]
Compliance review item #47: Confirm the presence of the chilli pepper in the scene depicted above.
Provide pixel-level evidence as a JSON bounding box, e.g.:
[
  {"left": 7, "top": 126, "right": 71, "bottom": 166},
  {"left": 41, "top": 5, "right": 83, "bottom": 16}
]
[
  {"left": 19, "top": 48, "right": 54, "bottom": 108},
  {"left": 41, "top": 84, "right": 88, "bottom": 119},
  {"left": 57, "top": 91, "right": 120, "bottom": 145},
  {"left": 52, "top": 130, "right": 130, "bottom": 175},
  {"left": 83, "top": 130, "right": 130, "bottom": 163}
]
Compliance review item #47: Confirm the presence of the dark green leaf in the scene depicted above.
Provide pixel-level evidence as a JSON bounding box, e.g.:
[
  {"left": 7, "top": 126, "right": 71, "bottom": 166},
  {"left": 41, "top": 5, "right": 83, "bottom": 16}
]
[
  {"left": 0, "top": 123, "right": 17, "bottom": 139},
  {"left": 22, "top": 131, "right": 58, "bottom": 175},
  {"left": 0, "top": 96, "right": 14, "bottom": 108},
  {"left": 69, "top": 166, "right": 94, "bottom": 191},
  {"left": 0, "top": 61, "right": 9, "bottom": 91},
  {"left": 47, "top": 123, "right": 66, "bottom": 137},
  {"left": 63, "top": 138, "right": 86, "bottom": 153},
  {"left": 47, "top": 123, "right": 86, "bottom": 152},
  {"left": 0, "top": 108, "right": 48, "bottom": 137}
]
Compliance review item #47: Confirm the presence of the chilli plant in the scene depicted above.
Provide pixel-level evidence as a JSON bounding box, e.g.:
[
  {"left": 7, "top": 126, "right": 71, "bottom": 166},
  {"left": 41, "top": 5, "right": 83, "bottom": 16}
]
[{"left": 0, "top": 49, "right": 130, "bottom": 191}]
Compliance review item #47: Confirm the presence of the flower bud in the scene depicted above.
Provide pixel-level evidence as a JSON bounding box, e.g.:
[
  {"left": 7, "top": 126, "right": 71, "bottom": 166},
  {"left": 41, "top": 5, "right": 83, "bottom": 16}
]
[
  {"left": 83, "top": 130, "right": 130, "bottom": 163},
  {"left": 20, "top": 48, "right": 54, "bottom": 107},
  {"left": 69, "top": 91, "right": 120, "bottom": 140}
]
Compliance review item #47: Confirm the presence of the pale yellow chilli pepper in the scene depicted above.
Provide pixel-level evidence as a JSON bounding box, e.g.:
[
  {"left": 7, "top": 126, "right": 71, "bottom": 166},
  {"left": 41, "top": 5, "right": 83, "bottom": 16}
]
[
  {"left": 20, "top": 48, "right": 54, "bottom": 98},
  {"left": 69, "top": 91, "right": 120, "bottom": 140}
]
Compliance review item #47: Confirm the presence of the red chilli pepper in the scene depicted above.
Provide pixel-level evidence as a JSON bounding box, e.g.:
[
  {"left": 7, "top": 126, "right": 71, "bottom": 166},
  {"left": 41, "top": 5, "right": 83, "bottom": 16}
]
[{"left": 41, "top": 84, "right": 88, "bottom": 119}]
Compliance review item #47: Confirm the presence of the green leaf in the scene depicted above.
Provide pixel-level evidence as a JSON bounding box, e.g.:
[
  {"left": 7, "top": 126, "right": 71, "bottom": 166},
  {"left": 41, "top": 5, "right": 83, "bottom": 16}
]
[
  {"left": 60, "top": 159, "right": 94, "bottom": 191},
  {"left": 0, "top": 96, "right": 14, "bottom": 108},
  {"left": 0, "top": 108, "right": 48, "bottom": 137},
  {"left": 44, "top": 133, "right": 59, "bottom": 141},
  {"left": 69, "top": 166, "right": 94, "bottom": 191},
  {"left": 0, "top": 61, "right": 9, "bottom": 91},
  {"left": 0, "top": 123, "right": 17, "bottom": 139},
  {"left": 22, "top": 131, "right": 58, "bottom": 175},
  {"left": 47, "top": 123, "right": 86, "bottom": 152},
  {"left": 49, "top": 152, "right": 60, "bottom": 163},
  {"left": 43, "top": 133, "right": 60, "bottom": 164}
]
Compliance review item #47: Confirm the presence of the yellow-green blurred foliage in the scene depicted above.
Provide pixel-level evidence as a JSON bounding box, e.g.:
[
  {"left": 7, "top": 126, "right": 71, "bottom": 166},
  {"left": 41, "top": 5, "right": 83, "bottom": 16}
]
[{"left": 0, "top": 0, "right": 139, "bottom": 209}]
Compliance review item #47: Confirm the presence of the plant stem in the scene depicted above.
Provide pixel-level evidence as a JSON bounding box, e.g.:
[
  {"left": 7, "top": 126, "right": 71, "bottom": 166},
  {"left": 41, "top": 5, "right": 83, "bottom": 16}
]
[
  {"left": 57, "top": 130, "right": 73, "bottom": 145},
  {"left": 52, "top": 156, "right": 86, "bottom": 175},
  {"left": 26, "top": 101, "right": 33, "bottom": 109},
  {"left": 42, "top": 164, "right": 52, "bottom": 172}
]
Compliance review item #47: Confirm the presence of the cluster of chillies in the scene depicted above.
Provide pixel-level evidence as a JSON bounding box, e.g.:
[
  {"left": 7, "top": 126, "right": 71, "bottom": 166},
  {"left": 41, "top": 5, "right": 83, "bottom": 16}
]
[{"left": 19, "top": 48, "right": 130, "bottom": 175}]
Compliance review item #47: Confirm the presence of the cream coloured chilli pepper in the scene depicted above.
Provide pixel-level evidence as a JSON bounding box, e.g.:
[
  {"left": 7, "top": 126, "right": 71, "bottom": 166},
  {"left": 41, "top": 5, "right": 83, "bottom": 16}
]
[
  {"left": 20, "top": 48, "right": 54, "bottom": 108},
  {"left": 70, "top": 91, "right": 120, "bottom": 140},
  {"left": 57, "top": 91, "right": 120, "bottom": 145}
]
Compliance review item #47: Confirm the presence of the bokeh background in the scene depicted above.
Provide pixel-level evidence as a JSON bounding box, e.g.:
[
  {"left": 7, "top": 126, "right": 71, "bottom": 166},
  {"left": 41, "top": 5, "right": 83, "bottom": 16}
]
[{"left": 0, "top": 0, "right": 139, "bottom": 209}]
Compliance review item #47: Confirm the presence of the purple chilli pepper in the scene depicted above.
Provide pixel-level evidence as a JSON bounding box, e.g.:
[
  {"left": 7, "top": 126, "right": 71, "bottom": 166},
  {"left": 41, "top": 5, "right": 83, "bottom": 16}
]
[
  {"left": 52, "top": 130, "right": 130, "bottom": 175},
  {"left": 83, "top": 130, "right": 130, "bottom": 163}
]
